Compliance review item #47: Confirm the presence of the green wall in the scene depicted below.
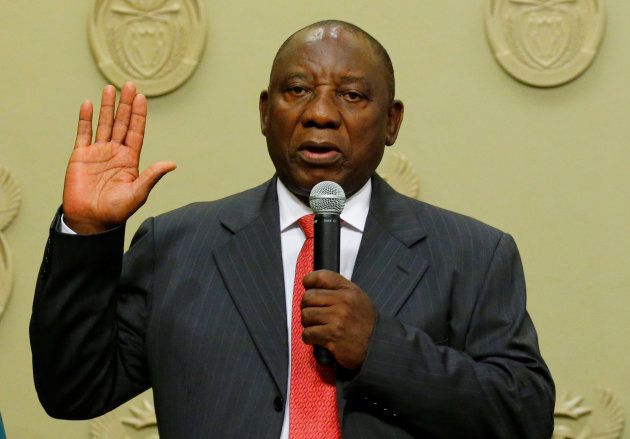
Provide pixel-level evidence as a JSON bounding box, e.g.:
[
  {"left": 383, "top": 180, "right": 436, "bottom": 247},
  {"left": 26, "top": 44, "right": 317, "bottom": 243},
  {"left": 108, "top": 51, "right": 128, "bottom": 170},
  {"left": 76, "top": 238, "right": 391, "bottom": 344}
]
[{"left": 1, "top": 1, "right": 628, "bottom": 437}]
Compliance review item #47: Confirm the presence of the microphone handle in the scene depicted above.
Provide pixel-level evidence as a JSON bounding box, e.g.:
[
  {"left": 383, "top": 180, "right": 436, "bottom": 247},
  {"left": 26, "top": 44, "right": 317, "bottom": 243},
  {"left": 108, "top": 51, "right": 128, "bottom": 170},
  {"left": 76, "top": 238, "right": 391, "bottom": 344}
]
[{"left": 313, "top": 213, "right": 340, "bottom": 366}]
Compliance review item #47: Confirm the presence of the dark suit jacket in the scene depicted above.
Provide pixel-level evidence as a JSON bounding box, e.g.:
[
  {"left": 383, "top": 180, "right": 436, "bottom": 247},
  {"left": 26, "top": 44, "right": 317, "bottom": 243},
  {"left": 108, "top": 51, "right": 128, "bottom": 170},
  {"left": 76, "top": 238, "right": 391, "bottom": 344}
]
[{"left": 30, "top": 175, "right": 554, "bottom": 438}]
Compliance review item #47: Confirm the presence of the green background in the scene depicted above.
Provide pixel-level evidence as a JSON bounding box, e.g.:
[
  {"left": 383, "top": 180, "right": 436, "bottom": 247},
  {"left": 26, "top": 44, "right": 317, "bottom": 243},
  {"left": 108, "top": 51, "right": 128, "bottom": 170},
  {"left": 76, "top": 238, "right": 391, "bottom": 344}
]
[{"left": 1, "top": 1, "right": 628, "bottom": 437}]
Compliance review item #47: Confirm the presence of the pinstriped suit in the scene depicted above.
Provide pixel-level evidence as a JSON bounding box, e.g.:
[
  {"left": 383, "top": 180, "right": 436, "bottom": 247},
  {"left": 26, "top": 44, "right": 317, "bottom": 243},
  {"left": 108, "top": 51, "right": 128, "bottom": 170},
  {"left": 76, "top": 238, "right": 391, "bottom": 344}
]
[{"left": 30, "top": 175, "right": 554, "bottom": 438}]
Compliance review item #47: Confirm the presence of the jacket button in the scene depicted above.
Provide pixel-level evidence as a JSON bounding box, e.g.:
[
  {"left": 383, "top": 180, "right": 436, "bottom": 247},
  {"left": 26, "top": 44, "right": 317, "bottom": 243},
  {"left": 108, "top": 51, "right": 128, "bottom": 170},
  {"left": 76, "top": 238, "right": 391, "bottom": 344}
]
[{"left": 273, "top": 395, "right": 284, "bottom": 412}]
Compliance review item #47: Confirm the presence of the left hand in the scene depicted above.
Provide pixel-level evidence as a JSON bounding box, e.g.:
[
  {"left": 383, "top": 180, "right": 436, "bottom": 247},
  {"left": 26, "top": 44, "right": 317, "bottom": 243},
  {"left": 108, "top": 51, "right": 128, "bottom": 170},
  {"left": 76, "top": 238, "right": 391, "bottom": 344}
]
[{"left": 301, "top": 270, "right": 377, "bottom": 369}]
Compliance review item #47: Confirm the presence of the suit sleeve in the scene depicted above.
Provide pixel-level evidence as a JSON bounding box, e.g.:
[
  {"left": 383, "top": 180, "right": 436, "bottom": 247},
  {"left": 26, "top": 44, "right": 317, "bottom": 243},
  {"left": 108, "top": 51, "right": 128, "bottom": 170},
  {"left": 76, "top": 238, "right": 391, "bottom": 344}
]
[
  {"left": 30, "top": 210, "right": 155, "bottom": 419},
  {"left": 343, "top": 233, "right": 555, "bottom": 438}
]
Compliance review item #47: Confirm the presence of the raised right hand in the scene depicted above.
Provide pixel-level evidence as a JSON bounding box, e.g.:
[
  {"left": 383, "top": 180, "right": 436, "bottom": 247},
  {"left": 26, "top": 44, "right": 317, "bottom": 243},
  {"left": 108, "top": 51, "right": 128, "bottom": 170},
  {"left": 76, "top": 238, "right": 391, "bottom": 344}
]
[{"left": 63, "top": 82, "right": 176, "bottom": 234}]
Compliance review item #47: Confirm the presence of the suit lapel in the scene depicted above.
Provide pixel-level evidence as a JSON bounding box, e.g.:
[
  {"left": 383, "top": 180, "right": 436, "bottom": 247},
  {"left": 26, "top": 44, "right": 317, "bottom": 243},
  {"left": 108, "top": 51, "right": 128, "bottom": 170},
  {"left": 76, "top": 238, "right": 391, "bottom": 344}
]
[
  {"left": 213, "top": 179, "right": 289, "bottom": 396},
  {"left": 351, "top": 175, "right": 429, "bottom": 317},
  {"left": 338, "top": 176, "right": 430, "bottom": 419}
]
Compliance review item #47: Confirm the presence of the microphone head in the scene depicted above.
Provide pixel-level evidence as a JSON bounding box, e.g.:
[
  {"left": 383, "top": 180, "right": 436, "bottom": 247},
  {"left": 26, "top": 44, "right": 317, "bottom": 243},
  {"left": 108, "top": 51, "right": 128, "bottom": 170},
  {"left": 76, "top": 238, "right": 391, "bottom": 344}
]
[{"left": 309, "top": 181, "right": 346, "bottom": 214}]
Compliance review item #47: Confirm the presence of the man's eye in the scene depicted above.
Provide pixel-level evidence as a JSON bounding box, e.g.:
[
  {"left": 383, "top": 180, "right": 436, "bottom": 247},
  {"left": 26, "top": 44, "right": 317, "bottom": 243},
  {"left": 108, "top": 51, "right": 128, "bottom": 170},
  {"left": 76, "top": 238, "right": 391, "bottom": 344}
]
[
  {"left": 287, "top": 86, "right": 308, "bottom": 96},
  {"left": 341, "top": 91, "right": 364, "bottom": 102}
]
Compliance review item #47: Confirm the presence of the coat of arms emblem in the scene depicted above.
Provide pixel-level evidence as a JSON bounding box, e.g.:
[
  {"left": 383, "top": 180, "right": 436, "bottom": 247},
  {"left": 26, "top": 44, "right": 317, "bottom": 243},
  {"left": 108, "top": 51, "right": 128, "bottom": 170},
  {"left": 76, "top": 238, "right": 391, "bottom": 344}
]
[
  {"left": 485, "top": 0, "right": 605, "bottom": 87},
  {"left": 89, "top": 0, "right": 206, "bottom": 96}
]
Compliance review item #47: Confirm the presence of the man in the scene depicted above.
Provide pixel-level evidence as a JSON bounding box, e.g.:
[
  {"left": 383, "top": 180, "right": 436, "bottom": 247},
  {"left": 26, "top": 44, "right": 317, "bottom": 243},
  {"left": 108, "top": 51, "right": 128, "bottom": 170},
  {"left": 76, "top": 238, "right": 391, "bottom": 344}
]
[{"left": 30, "top": 20, "right": 554, "bottom": 438}]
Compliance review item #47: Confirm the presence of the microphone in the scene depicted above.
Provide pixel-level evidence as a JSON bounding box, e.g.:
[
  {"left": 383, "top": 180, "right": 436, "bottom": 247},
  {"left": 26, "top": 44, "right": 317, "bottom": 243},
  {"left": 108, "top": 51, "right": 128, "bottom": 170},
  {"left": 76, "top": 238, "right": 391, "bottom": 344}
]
[{"left": 309, "top": 181, "right": 346, "bottom": 365}]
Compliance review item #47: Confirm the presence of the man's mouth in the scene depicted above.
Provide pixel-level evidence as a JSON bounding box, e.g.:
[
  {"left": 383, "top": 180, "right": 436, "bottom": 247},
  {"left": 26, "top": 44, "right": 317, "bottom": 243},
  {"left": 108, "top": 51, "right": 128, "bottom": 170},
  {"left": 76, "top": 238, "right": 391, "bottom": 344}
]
[{"left": 297, "top": 142, "right": 342, "bottom": 163}]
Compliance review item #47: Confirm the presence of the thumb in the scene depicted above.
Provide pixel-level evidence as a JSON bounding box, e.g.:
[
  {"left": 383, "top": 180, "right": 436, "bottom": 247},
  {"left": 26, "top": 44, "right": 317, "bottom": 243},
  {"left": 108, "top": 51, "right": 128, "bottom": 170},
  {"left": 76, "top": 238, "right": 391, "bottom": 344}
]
[{"left": 133, "top": 161, "right": 177, "bottom": 202}]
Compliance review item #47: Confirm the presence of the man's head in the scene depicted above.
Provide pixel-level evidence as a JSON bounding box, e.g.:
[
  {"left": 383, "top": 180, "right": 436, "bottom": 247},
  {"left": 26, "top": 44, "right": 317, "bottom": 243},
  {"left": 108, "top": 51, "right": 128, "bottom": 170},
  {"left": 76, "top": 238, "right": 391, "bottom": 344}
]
[{"left": 259, "top": 20, "right": 404, "bottom": 200}]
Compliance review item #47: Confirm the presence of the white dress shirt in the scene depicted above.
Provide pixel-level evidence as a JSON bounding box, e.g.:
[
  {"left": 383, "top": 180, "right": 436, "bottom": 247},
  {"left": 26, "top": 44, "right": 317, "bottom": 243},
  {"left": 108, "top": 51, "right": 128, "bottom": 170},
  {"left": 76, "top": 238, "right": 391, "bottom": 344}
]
[
  {"left": 276, "top": 178, "right": 370, "bottom": 439},
  {"left": 60, "top": 177, "right": 372, "bottom": 438}
]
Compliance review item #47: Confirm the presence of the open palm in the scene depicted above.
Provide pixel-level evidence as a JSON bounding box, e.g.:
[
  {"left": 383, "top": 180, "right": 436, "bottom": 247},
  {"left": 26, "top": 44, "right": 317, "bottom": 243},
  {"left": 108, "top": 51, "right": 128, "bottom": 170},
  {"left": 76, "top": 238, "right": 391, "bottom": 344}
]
[{"left": 63, "top": 82, "right": 176, "bottom": 234}]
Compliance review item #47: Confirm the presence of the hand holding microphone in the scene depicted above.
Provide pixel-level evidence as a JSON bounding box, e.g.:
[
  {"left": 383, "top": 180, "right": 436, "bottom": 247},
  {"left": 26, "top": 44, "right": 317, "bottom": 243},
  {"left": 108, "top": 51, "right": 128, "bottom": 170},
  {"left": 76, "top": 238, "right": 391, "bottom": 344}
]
[
  {"left": 309, "top": 181, "right": 346, "bottom": 365},
  {"left": 303, "top": 181, "right": 377, "bottom": 369}
]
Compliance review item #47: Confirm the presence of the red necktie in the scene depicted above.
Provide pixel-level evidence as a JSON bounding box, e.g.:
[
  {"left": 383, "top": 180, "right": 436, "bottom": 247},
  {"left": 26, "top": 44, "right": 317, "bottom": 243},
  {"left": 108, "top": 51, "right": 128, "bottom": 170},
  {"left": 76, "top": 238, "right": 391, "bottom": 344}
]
[{"left": 289, "top": 214, "right": 341, "bottom": 438}]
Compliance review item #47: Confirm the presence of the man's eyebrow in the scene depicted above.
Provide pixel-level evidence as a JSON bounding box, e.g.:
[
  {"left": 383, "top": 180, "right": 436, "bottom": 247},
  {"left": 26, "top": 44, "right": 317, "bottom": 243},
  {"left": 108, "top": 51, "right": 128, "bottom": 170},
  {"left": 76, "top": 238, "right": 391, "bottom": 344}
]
[
  {"left": 339, "top": 76, "right": 371, "bottom": 88},
  {"left": 281, "top": 73, "right": 310, "bottom": 82}
]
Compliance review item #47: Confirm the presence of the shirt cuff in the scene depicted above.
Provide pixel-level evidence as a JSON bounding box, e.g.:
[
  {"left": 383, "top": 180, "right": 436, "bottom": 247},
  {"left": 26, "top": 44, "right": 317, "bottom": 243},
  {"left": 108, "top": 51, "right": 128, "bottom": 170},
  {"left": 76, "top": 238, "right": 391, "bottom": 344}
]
[{"left": 58, "top": 214, "right": 78, "bottom": 235}]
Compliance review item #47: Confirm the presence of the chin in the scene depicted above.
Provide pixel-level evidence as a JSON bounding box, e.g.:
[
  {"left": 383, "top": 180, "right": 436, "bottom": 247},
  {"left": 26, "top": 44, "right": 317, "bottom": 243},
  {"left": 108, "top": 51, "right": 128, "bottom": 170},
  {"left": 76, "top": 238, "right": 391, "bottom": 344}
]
[{"left": 284, "top": 166, "right": 360, "bottom": 196}]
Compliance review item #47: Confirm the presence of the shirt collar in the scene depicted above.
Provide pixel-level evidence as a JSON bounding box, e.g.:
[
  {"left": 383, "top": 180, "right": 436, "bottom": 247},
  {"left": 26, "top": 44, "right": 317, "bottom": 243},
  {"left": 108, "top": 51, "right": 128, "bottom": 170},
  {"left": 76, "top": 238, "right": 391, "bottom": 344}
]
[{"left": 277, "top": 177, "right": 371, "bottom": 233}]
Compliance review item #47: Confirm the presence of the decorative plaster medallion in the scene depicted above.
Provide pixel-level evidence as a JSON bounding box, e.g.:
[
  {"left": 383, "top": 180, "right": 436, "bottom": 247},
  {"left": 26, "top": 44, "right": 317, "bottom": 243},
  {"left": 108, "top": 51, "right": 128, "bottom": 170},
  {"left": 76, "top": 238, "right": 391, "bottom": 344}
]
[
  {"left": 0, "top": 164, "right": 21, "bottom": 320},
  {"left": 88, "top": 0, "right": 207, "bottom": 96},
  {"left": 485, "top": 0, "right": 605, "bottom": 87},
  {"left": 553, "top": 388, "right": 625, "bottom": 438},
  {"left": 377, "top": 152, "right": 421, "bottom": 199},
  {"left": 91, "top": 399, "right": 158, "bottom": 438}
]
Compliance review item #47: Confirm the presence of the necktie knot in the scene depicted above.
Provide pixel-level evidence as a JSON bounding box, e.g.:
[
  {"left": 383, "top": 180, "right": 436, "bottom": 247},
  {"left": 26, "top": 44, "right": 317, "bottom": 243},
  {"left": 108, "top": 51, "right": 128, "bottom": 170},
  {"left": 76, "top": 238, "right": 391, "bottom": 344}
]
[{"left": 298, "top": 214, "right": 314, "bottom": 239}]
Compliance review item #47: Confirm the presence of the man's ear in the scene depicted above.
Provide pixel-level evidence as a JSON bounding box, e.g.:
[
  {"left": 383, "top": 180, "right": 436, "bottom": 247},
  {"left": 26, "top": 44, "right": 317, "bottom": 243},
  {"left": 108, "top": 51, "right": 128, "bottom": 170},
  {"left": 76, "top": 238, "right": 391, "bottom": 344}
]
[
  {"left": 259, "top": 90, "right": 269, "bottom": 136},
  {"left": 385, "top": 99, "right": 404, "bottom": 146}
]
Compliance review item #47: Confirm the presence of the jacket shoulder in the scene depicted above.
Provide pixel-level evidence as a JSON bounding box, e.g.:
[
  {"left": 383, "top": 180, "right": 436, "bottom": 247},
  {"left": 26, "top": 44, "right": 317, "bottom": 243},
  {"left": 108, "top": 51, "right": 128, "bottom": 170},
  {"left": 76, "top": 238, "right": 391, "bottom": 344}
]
[
  {"left": 412, "top": 197, "right": 504, "bottom": 238},
  {"left": 373, "top": 174, "right": 505, "bottom": 244}
]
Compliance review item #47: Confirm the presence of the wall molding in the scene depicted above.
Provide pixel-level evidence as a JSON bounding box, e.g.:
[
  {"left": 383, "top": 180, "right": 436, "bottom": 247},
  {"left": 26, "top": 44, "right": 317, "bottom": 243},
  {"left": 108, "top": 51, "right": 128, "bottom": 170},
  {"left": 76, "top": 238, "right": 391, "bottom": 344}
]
[
  {"left": 88, "top": 0, "right": 207, "bottom": 96},
  {"left": 0, "top": 164, "right": 21, "bottom": 320},
  {"left": 553, "top": 388, "right": 625, "bottom": 438},
  {"left": 378, "top": 152, "right": 421, "bottom": 199},
  {"left": 485, "top": 0, "right": 606, "bottom": 87},
  {"left": 90, "top": 400, "right": 158, "bottom": 439}
]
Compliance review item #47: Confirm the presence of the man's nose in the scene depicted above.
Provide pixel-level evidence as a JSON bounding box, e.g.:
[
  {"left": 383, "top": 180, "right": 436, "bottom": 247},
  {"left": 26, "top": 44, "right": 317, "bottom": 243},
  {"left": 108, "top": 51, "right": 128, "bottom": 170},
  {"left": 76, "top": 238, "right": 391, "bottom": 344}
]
[{"left": 300, "top": 91, "right": 342, "bottom": 129}]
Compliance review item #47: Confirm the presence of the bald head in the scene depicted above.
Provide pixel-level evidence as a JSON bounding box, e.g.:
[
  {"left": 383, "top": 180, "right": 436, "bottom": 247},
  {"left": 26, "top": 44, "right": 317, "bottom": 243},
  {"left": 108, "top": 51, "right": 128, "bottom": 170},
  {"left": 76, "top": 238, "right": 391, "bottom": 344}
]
[{"left": 270, "top": 20, "right": 396, "bottom": 101}]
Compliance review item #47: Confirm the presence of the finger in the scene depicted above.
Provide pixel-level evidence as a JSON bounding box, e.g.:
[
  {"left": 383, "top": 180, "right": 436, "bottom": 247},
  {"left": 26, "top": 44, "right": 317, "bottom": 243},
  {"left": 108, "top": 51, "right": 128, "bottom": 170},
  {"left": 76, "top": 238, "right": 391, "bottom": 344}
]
[
  {"left": 303, "top": 270, "right": 351, "bottom": 290},
  {"left": 111, "top": 82, "right": 136, "bottom": 143},
  {"left": 95, "top": 85, "right": 116, "bottom": 142},
  {"left": 302, "top": 326, "right": 328, "bottom": 348},
  {"left": 302, "top": 289, "right": 339, "bottom": 307},
  {"left": 132, "top": 161, "right": 177, "bottom": 202},
  {"left": 301, "top": 306, "right": 329, "bottom": 327},
  {"left": 125, "top": 93, "right": 147, "bottom": 150},
  {"left": 74, "top": 100, "right": 93, "bottom": 149}
]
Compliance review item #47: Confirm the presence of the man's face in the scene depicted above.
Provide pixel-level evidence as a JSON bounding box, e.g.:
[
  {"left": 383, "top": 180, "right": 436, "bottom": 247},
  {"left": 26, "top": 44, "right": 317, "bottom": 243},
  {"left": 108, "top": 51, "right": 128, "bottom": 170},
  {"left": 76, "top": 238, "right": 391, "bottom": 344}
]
[{"left": 260, "top": 26, "right": 404, "bottom": 199}]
